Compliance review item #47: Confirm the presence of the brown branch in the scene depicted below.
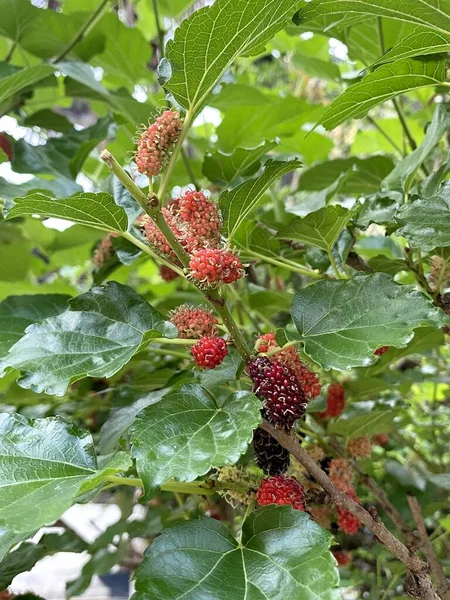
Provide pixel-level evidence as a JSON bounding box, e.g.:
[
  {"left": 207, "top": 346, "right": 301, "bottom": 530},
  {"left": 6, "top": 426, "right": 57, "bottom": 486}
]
[
  {"left": 262, "top": 421, "right": 438, "bottom": 600},
  {"left": 408, "top": 495, "right": 450, "bottom": 600}
]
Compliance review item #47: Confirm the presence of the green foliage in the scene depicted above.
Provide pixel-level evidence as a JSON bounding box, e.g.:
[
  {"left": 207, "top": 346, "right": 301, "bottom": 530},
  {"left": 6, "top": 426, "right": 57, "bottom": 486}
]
[
  {"left": 134, "top": 507, "right": 340, "bottom": 600},
  {"left": 1, "top": 0, "right": 450, "bottom": 598}
]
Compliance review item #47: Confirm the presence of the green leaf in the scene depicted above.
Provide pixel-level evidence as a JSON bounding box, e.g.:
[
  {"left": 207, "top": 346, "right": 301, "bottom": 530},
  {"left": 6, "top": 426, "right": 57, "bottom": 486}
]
[
  {"left": 318, "top": 58, "right": 445, "bottom": 130},
  {"left": 131, "top": 385, "right": 261, "bottom": 498},
  {"left": 291, "top": 273, "right": 446, "bottom": 371},
  {"left": 216, "top": 95, "right": 323, "bottom": 152},
  {"left": 382, "top": 104, "right": 450, "bottom": 193},
  {"left": 300, "top": 156, "right": 394, "bottom": 195},
  {"left": 220, "top": 159, "right": 301, "bottom": 238},
  {"left": 276, "top": 205, "right": 354, "bottom": 252},
  {"left": 0, "top": 542, "right": 47, "bottom": 589},
  {"left": 5, "top": 192, "right": 129, "bottom": 235},
  {"left": 0, "top": 294, "right": 70, "bottom": 360},
  {"left": 99, "top": 389, "right": 168, "bottom": 455},
  {"left": 372, "top": 27, "right": 450, "bottom": 66},
  {"left": 0, "top": 64, "right": 54, "bottom": 104},
  {"left": 59, "top": 61, "right": 155, "bottom": 125},
  {"left": 294, "top": 0, "right": 450, "bottom": 36},
  {"left": 11, "top": 115, "right": 116, "bottom": 181},
  {"left": 162, "top": 0, "right": 302, "bottom": 113},
  {"left": 0, "top": 414, "right": 131, "bottom": 533},
  {"left": 202, "top": 139, "right": 278, "bottom": 186},
  {"left": 292, "top": 53, "right": 340, "bottom": 81},
  {"left": 0, "top": 282, "right": 177, "bottom": 396},
  {"left": 328, "top": 410, "right": 398, "bottom": 440},
  {"left": 134, "top": 506, "right": 340, "bottom": 600},
  {"left": 0, "top": 528, "right": 34, "bottom": 562},
  {"left": 428, "top": 473, "right": 450, "bottom": 490},
  {"left": 396, "top": 185, "right": 450, "bottom": 251}
]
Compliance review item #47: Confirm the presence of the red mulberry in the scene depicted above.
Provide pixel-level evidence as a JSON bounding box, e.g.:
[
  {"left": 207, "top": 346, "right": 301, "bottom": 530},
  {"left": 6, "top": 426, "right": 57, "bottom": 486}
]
[
  {"left": 375, "top": 346, "right": 389, "bottom": 356},
  {"left": 256, "top": 475, "right": 305, "bottom": 510},
  {"left": 336, "top": 487, "right": 360, "bottom": 535},
  {"left": 191, "top": 336, "right": 228, "bottom": 369},
  {"left": 333, "top": 550, "right": 352, "bottom": 566},
  {"left": 320, "top": 383, "right": 345, "bottom": 418},
  {"left": 160, "top": 265, "right": 179, "bottom": 281}
]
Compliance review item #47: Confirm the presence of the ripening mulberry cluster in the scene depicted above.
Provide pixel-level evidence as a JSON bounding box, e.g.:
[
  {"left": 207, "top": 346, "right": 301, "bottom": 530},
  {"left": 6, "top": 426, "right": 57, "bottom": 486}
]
[
  {"left": 347, "top": 436, "right": 371, "bottom": 458},
  {"left": 256, "top": 475, "right": 305, "bottom": 510},
  {"left": 135, "top": 110, "right": 182, "bottom": 176},
  {"left": 247, "top": 357, "right": 307, "bottom": 428},
  {"left": 320, "top": 382, "right": 345, "bottom": 418},
  {"left": 139, "top": 187, "right": 244, "bottom": 288},
  {"left": 252, "top": 427, "right": 290, "bottom": 476},
  {"left": 256, "top": 333, "right": 321, "bottom": 399},
  {"left": 170, "top": 305, "right": 218, "bottom": 339}
]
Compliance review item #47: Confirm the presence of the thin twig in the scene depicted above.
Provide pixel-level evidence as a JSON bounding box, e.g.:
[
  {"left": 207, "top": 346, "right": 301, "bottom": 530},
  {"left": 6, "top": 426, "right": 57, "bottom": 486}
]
[
  {"left": 329, "top": 436, "right": 413, "bottom": 542},
  {"left": 408, "top": 495, "right": 450, "bottom": 600}
]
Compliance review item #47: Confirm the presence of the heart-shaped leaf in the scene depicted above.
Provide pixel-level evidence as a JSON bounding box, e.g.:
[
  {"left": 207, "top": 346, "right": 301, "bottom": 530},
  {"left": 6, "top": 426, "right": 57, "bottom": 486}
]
[
  {"left": 0, "top": 414, "right": 131, "bottom": 533},
  {"left": 131, "top": 385, "right": 261, "bottom": 498},
  {"left": 134, "top": 506, "right": 340, "bottom": 600},
  {"left": 291, "top": 273, "right": 446, "bottom": 370},
  {"left": 0, "top": 282, "right": 177, "bottom": 396}
]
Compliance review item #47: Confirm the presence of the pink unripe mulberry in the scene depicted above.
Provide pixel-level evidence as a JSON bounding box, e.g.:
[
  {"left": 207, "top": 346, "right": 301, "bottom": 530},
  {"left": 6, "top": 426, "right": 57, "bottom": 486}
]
[
  {"left": 170, "top": 305, "right": 218, "bottom": 339},
  {"left": 191, "top": 336, "right": 228, "bottom": 369},
  {"left": 178, "top": 190, "right": 221, "bottom": 249},
  {"left": 347, "top": 436, "right": 371, "bottom": 458},
  {"left": 189, "top": 248, "right": 244, "bottom": 287},
  {"left": 135, "top": 110, "right": 182, "bottom": 177}
]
